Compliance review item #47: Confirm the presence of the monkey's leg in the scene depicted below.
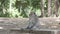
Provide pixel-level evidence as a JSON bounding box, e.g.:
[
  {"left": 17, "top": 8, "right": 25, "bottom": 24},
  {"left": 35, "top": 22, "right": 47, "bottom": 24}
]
[{"left": 26, "top": 22, "right": 37, "bottom": 29}]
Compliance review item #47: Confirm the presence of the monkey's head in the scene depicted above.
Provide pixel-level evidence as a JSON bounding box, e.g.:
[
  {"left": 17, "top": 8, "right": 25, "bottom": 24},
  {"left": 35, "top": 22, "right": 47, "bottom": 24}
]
[{"left": 29, "top": 12, "right": 36, "bottom": 16}]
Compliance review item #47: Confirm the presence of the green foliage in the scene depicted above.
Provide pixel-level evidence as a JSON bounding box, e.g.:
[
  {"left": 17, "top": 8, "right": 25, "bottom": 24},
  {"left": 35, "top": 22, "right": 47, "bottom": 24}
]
[{"left": 0, "top": 0, "right": 60, "bottom": 18}]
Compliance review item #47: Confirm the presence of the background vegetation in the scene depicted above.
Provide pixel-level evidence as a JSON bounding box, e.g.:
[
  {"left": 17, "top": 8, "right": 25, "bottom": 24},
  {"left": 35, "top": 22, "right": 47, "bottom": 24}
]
[{"left": 0, "top": 0, "right": 60, "bottom": 18}]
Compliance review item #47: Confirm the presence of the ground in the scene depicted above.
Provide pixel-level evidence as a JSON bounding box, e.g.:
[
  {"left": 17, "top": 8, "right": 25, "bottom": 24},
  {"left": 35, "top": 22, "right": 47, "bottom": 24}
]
[
  {"left": 0, "top": 17, "right": 60, "bottom": 29},
  {"left": 0, "top": 17, "right": 60, "bottom": 34}
]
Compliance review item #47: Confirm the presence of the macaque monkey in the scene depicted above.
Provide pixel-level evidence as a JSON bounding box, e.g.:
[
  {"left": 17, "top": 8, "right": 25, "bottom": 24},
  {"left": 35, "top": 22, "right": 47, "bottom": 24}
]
[{"left": 26, "top": 12, "right": 38, "bottom": 29}]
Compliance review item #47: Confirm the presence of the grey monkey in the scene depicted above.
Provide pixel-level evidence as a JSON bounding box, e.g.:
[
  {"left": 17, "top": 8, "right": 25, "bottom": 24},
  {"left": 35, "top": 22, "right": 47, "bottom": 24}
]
[{"left": 26, "top": 12, "right": 38, "bottom": 29}]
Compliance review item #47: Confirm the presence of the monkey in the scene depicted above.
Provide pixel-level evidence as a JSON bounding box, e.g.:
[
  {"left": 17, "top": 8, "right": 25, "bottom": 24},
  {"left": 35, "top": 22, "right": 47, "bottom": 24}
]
[{"left": 26, "top": 12, "right": 38, "bottom": 29}]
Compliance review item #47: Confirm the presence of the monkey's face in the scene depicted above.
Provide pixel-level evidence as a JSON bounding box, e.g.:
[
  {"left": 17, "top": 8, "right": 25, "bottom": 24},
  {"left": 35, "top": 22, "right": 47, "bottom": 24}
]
[{"left": 29, "top": 12, "right": 36, "bottom": 16}]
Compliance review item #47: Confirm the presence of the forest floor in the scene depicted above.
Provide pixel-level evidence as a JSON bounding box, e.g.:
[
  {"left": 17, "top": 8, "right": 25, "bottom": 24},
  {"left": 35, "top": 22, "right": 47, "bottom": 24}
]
[
  {"left": 0, "top": 17, "right": 59, "bottom": 29},
  {"left": 0, "top": 17, "right": 60, "bottom": 34}
]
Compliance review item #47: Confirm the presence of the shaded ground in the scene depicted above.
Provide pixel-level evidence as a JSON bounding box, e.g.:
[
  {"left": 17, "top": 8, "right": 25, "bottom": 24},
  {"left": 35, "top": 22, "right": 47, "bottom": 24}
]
[
  {"left": 0, "top": 17, "right": 60, "bottom": 29},
  {"left": 0, "top": 17, "right": 60, "bottom": 34}
]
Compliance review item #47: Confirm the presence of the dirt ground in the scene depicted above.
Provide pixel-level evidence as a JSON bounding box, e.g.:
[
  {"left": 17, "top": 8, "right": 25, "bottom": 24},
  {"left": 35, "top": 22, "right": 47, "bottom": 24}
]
[
  {"left": 0, "top": 17, "right": 60, "bottom": 34},
  {"left": 0, "top": 17, "right": 60, "bottom": 29}
]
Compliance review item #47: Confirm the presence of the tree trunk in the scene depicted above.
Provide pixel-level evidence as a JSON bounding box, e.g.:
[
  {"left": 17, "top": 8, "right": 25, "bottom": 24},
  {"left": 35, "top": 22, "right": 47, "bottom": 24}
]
[
  {"left": 40, "top": 0, "right": 45, "bottom": 17},
  {"left": 47, "top": 0, "right": 52, "bottom": 17},
  {"left": 53, "top": 0, "right": 59, "bottom": 17}
]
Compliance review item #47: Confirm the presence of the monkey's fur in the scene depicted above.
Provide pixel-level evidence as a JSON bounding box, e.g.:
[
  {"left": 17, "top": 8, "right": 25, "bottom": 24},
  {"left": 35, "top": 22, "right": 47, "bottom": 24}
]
[{"left": 26, "top": 12, "right": 38, "bottom": 29}]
